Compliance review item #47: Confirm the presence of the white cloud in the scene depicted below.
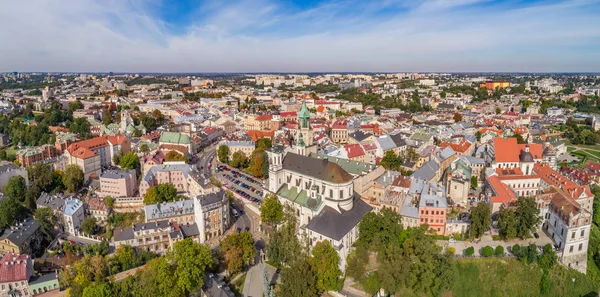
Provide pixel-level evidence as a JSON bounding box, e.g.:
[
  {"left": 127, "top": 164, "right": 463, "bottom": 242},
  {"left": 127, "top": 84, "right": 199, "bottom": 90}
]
[{"left": 0, "top": 0, "right": 598, "bottom": 72}]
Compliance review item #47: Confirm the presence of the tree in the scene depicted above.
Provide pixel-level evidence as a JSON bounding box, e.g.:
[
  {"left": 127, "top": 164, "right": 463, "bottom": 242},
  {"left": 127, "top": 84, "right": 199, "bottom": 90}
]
[
  {"left": 453, "top": 112, "right": 463, "bottom": 123},
  {"left": 81, "top": 217, "right": 99, "bottom": 235},
  {"left": 0, "top": 197, "right": 26, "bottom": 230},
  {"left": 513, "top": 133, "right": 526, "bottom": 144},
  {"left": 221, "top": 232, "right": 256, "bottom": 276},
  {"left": 256, "top": 138, "right": 272, "bottom": 150},
  {"left": 35, "top": 207, "right": 57, "bottom": 236},
  {"left": 105, "top": 196, "right": 114, "bottom": 208},
  {"left": 468, "top": 203, "right": 491, "bottom": 239},
  {"left": 538, "top": 243, "right": 557, "bottom": 270},
  {"left": 139, "top": 144, "right": 149, "bottom": 153},
  {"left": 164, "top": 150, "right": 188, "bottom": 163},
  {"left": 260, "top": 193, "right": 283, "bottom": 226},
  {"left": 115, "top": 244, "right": 138, "bottom": 271},
  {"left": 69, "top": 118, "right": 91, "bottom": 139},
  {"left": 218, "top": 145, "right": 229, "bottom": 163},
  {"left": 514, "top": 197, "right": 542, "bottom": 238},
  {"left": 357, "top": 207, "right": 403, "bottom": 248},
  {"left": 279, "top": 257, "right": 317, "bottom": 297},
  {"left": 470, "top": 176, "right": 478, "bottom": 189},
  {"left": 120, "top": 152, "right": 139, "bottom": 170},
  {"left": 475, "top": 130, "right": 482, "bottom": 142},
  {"left": 498, "top": 208, "right": 518, "bottom": 239},
  {"left": 102, "top": 109, "right": 113, "bottom": 125},
  {"left": 63, "top": 165, "right": 84, "bottom": 193},
  {"left": 481, "top": 246, "right": 494, "bottom": 257},
  {"left": 248, "top": 149, "right": 266, "bottom": 178},
  {"left": 495, "top": 245, "right": 505, "bottom": 256},
  {"left": 112, "top": 151, "right": 122, "bottom": 166},
  {"left": 144, "top": 184, "right": 178, "bottom": 204},
  {"left": 512, "top": 244, "right": 521, "bottom": 255},
  {"left": 230, "top": 151, "right": 248, "bottom": 168},
  {"left": 168, "top": 238, "right": 214, "bottom": 295},
  {"left": 82, "top": 283, "right": 112, "bottom": 297},
  {"left": 267, "top": 209, "right": 303, "bottom": 267},
  {"left": 310, "top": 241, "right": 343, "bottom": 293},
  {"left": 465, "top": 246, "right": 475, "bottom": 256},
  {"left": 132, "top": 129, "right": 142, "bottom": 138},
  {"left": 379, "top": 150, "right": 401, "bottom": 171},
  {"left": 4, "top": 175, "right": 27, "bottom": 202},
  {"left": 495, "top": 107, "right": 502, "bottom": 114}
]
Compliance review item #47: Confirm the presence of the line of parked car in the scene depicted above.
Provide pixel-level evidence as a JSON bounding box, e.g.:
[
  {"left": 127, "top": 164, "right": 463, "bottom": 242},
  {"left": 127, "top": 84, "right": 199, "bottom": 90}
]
[{"left": 218, "top": 166, "right": 264, "bottom": 205}]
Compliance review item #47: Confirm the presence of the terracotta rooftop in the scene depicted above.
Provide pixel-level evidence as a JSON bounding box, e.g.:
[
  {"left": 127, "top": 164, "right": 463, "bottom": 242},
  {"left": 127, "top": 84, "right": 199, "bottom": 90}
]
[{"left": 0, "top": 253, "right": 29, "bottom": 282}]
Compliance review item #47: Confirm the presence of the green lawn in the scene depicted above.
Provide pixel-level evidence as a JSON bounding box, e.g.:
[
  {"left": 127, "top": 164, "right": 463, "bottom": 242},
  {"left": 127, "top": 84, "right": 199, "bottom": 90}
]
[{"left": 451, "top": 258, "right": 597, "bottom": 297}]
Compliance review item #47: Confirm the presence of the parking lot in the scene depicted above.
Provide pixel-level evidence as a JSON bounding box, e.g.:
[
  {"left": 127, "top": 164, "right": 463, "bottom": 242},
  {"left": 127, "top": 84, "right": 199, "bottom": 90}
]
[{"left": 217, "top": 165, "right": 265, "bottom": 206}]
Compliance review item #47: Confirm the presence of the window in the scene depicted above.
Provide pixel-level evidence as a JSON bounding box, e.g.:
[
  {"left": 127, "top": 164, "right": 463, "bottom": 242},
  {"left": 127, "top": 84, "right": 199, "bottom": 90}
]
[
  {"left": 581, "top": 229, "right": 585, "bottom": 237},
  {"left": 330, "top": 189, "right": 333, "bottom": 197},
  {"left": 340, "top": 190, "right": 343, "bottom": 198},
  {"left": 579, "top": 243, "right": 583, "bottom": 251},
  {"left": 572, "top": 232, "right": 576, "bottom": 239},
  {"left": 569, "top": 246, "right": 574, "bottom": 253}
]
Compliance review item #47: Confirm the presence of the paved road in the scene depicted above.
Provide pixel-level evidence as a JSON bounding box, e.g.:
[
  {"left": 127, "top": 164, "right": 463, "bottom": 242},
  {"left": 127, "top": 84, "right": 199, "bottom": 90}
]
[{"left": 196, "top": 147, "right": 216, "bottom": 176}]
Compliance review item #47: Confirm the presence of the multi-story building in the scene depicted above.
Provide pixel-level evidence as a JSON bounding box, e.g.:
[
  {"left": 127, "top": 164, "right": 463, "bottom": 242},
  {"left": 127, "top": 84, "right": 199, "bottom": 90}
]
[
  {"left": 401, "top": 178, "right": 447, "bottom": 235},
  {"left": 85, "top": 197, "right": 111, "bottom": 224},
  {"left": 541, "top": 187, "right": 591, "bottom": 273},
  {"left": 0, "top": 253, "right": 34, "bottom": 297},
  {"left": 193, "top": 190, "right": 230, "bottom": 242},
  {"left": 113, "top": 220, "right": 200, "bottom": 255},
  {"left": 146, "top": 200, "right": 195, "bottom": 225},
  {"left": 479, "top": 81, "right": 510, "bottom": 90},
  {"left": 331, "top": 121, "right": 349, "bottom": 144},
  {"left": 159, "top": 132, "right": 194, "bottom": 154},
  {"left": 63, "top": 198, "right": 85, "bottom": 236},
  {"left": 65, "top": 135, "right": 131, "bottom": 179},
  {"left": 139, "top": 163, "right": 197, "bottom": 197},
  {"left": 219, "top": 141, "right": 255, "bottom": 159},
  {"left": 267, "top": 121, "right": 372, "bottom": 270},
  {"left": 99, "top": 169, "right": 137, "bottom": 198},
  {"left": 16, "top": 144, "right": 58, "bottom": 168},
  {"left": 0, "top": 218, "right": 42, "bottom": 255}
]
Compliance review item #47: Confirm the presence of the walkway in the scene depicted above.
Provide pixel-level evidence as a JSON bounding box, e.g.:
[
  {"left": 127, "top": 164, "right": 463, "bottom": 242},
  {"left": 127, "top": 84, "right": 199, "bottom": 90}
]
[{"left": 437, "top": 233, "right": 554, "bottom": 256}]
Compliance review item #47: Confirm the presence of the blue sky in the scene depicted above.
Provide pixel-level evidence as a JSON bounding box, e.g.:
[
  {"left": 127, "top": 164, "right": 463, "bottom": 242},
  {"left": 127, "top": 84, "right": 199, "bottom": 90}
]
[{"left": 0, "top": 0, "right": 599, "bottom": 72}]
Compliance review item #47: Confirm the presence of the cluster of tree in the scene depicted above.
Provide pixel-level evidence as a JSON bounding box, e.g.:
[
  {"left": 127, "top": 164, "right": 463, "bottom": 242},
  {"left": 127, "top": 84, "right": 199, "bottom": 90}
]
[
  {"left": 81, "top": 217, "right": 100, "bottom": 235},
  {"left": 85, "top": 239, "right": 213, "bottom": 297},
  {"left": 7, "top": 120, "right": 54, "bottom": 146},
  {"left": 59, "top": 241, "right": 167, "bottom": 297},
  {"left": 219, "top": 232, "right": 256, "bottom": 276},
  {"left": 1, "top": 164, "right": 83, "bottom": 230},
  {"left": 378, "top": 148, "right": 418, "bottom": 175},
  {"left": 560, "top": 117, "right": 600, "bottom": 145},
  {"left": 279, "top": 84, "right": 340, "bottom": 93},
  {"left": 132, "top": 109, "right": 164, "bottom": 132},
  {"left": 164, "top": 150, "right": 188, "bottom": 163},
  {"left": 124, "top": 77, "right": 178, "bottom": 86},
  {"left": 143, "top": 183, "right": 178, "bottom": 204},
  {"left": 69, "top": 118, "right": 91, "bottom": 139},
  {"left": 497, "top": 197, "right": 541, "bottom": 239},
  {"left": 480, "top": 245, "right": 505, "bottom": 257},
  {"left": 0, "top": 80, "right": 61, "bottom": 91},
  {"left": 183, "top": 91, "right": 226, "bottom": 101},
  {"left": 347, "top": 209, "right": 455, "bottom": 296},
  {"left": 265, "top": 205, "right": 344, "bottom": 296}
]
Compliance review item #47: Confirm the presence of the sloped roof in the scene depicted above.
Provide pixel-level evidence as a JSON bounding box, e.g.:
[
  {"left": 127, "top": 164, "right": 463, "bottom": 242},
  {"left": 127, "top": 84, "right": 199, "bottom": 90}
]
[
  {"left": 0, "top": 253, "right": 30, "bottom": 282},
  {"left": 159, "top": 132, "right": 191, "bottom": 145},
  {"left": 282, "top": 152, "right": 353, "bottom": 184},
  {"left": 306, "top": 197, "right": 372, "bottom": 241}
]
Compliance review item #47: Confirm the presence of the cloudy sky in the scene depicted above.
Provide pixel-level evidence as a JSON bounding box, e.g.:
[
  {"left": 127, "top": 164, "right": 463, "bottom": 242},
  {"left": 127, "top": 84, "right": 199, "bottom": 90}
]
[{"left": 1, "top": 0, "right": 599, "bottom": 72}]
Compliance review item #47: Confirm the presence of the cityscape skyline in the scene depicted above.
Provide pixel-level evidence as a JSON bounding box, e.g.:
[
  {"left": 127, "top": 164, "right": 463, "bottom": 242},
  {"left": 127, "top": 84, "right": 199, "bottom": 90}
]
[{"left": 1, "top": 0, "right": 600, "bottom": 73}]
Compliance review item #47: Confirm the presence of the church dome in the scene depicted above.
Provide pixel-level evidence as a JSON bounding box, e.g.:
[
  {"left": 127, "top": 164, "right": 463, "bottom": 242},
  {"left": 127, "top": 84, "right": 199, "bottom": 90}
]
[{"left": 519, "top": 145, "right": 534, "bottom": 162}]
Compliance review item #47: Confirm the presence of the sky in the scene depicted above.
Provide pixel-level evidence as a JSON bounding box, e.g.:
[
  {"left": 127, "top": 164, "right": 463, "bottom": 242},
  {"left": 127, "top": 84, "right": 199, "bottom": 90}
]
[{"left": 1, "top": 0, "right": 599, "bottom": 73}]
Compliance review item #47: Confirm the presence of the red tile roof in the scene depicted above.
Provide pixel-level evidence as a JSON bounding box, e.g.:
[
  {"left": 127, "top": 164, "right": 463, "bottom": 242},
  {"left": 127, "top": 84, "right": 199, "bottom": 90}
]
[
  {"left": 331, "top": 121, "right": 347, "bottom": 130},
  {"left": 344, "top": 144, "right": 365, "bottom": 158},
  {"left": 247, "top": 130, "right": 274, "bottom": 142},
  {"left": 0, "top": 253, "right": 30, "bottom": 282},
  {"left": 440, "top": 140, "right": 472, "bottom": 153},
  {"left": 280, "top": 112, "right": 297, "bottom": 117},
  {"left": 255, "top": 114, "right": 273, "bottom": 121},
  {"left": 488, "top": 176, "right": 517, "bottom": 206},
  {"left": 493, "top": 137, "right": 542, "bottom": 162}
]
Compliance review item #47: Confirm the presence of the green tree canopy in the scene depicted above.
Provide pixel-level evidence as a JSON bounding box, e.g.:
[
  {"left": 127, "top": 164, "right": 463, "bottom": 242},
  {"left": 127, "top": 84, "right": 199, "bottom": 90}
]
[
  {"left": 468, "top": 203, "right": 491, "bottom": 239},
  {"left": 63, "top": 165, "right": 84, "bottom": 193},
  {"left": 279, "top": 257, "right": 317, "bottom": 297},
  {"left": 164, "top": 150, "right": 188, "bottom": 163},
  {"left": 81, "top": 217, "right": 99, "bottom": 235},
  {"left": 143, "top": 183, "right": 178, "bottom": 205},
  {"left": 4, "top": 175, "right": 27, "bottom": 202},
  {"left": 260, "top": 193, "right": 283, "bottom": 226},
  {"left": 217, "top": 145, "right": 229, "bottom": 163},
  {"left": 256, "top": 138, "right": 272, "bottom": 150},
  {"left": 310, "top": 241, "right": 343, "bottom": 293},
  {"left": 230, "top": 151, "right": 248, "bottom": 168},
  {"left": 120, "top": 152, "right": 140, "bottom": 170},
  {"left": 167, "top": 238, "right": 214, "bottom": 295}
]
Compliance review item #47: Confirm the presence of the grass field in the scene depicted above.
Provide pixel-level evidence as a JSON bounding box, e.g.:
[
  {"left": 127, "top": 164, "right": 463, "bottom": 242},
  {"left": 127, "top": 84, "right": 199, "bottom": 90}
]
[{"left": 450, "top": 258, "right": 597, "bottom": 297}]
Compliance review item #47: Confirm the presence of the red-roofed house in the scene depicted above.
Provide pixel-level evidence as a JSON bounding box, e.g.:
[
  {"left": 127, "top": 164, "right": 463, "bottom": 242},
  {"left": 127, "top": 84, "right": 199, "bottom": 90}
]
[
  {"left": 344, "top": 144, "right": 366, "bottom": 162},
  {"left": 65, "top": 135, "right": 131, "bottom": 179},
  {"left": 440, "top": 140, "right": 474, "bottom": 156},
  {"left": 0, "top": 253, "right": 33, "bottom": 296},
  {"left": 244, "top": 114, "right": 273, "bottom": 131}
]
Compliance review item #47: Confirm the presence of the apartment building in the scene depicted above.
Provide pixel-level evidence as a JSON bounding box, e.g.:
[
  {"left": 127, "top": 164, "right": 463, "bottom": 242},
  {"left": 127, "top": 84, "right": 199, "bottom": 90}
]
[
  {"left": 331, "top": 121, "right": 349, "bottom": 144},
  {"left": 139, "top": 163, "right": 197, "bottom": 197},
  {"left": 0, "top": 218, "right": 42, "bottom": 255},
  {"left": 65, "top": 135, "right": 131, "bottom": 179},
  {"left": 220, "top": 141, "right": 255, "bottom": 159},
  {"left": 113, "top": 220, "right": 201, "bottom": 255},
  {"left": 16, "top": 144, "right": 58, "bottom": 168},
  {"left": 0, "top": 162, "right": 28, "bottom": 193},
  {"left": 99, "top": 169, "right": 137, "bottom": 198},
  {"left": 145, "top": 200, "right": 195, "bottom": 225},
  {"left": 194, "top": 190, "right": 230, "bottom": 242}
]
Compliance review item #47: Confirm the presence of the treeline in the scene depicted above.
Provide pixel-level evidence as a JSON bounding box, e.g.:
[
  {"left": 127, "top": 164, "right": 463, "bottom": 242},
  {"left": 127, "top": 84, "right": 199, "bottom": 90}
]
[
  {"left": 124, "top": 77, "right": 178, "bottom": 86},
  {"left": 61, "top": 239, "right": 214, "bottom": 297},
  {"left": 183, "top": 91, "right": 227, "bottom": 101}
]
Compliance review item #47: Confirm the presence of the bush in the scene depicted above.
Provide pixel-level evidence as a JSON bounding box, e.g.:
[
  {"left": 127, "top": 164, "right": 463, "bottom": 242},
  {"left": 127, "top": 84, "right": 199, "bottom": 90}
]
[
  {"left": 448, "top": 247, "right": 456, "bottom": 254},
  {"left": 511, "top": 244, "right": 521, "bottom": 255},
  {"left": 465, "top": 247, "right": 475, "bottom": 256},
  {"left": 482, "top": 246, "right": 494, "bottom": 257},
  {"left": 495, "top": 246, "right": 505, "bottom": 256}
]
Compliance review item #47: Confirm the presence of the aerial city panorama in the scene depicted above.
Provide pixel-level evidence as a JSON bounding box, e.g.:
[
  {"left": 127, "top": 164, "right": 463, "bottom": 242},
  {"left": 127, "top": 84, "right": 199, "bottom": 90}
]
[{"left": 0, "top": 0, "right": 600, "bottom": 296}]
